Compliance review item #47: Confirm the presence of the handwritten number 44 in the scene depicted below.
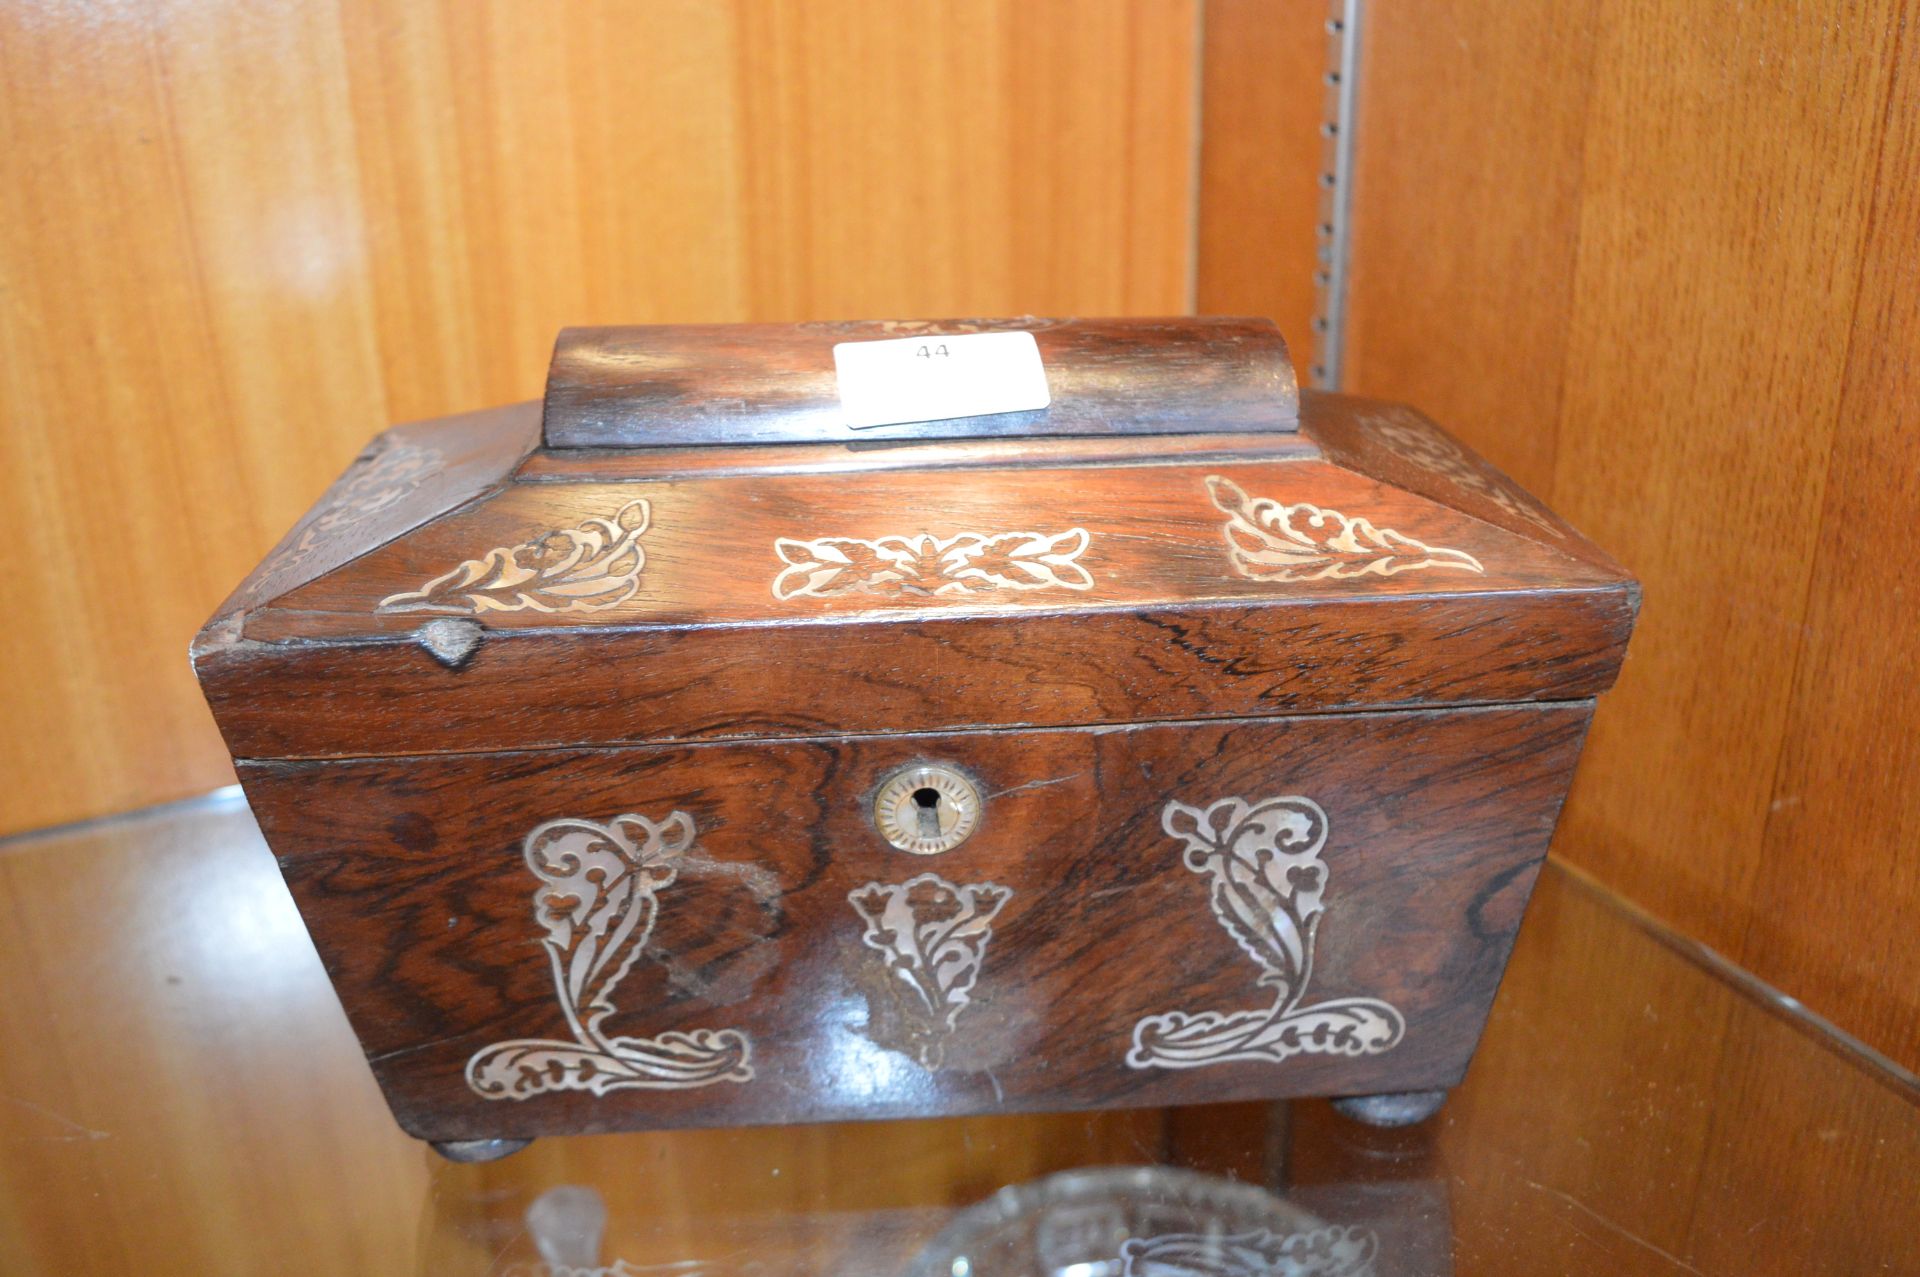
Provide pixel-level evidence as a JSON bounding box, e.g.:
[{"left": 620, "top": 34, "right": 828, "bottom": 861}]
[{"left": 914, "top": 344, "right": 951, "bottom": 360}]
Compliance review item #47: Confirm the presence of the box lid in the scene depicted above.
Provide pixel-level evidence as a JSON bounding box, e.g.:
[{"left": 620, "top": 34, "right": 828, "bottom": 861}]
[{"left": 194, "top": 318, "right": 1637, "bottom": 762}]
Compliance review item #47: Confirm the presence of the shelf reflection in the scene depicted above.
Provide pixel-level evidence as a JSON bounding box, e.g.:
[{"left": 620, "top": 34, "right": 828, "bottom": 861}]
[{"left": 419, "top": 1103, "right": 1448, "bottom": 1276}]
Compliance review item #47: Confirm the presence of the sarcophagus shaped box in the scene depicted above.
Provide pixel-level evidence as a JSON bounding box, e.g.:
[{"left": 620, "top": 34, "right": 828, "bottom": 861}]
[{"left": 193, "top": 318, "right": 1636, "bottom": 1158}]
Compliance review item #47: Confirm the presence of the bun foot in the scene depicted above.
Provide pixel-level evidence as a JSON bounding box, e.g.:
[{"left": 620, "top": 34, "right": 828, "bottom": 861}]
[
  {"left": 430, "top": 1137, "right": 532, "bottom": 1163},
  {"left": 1331, "top": 1089, "right": 1448, "bottom": 1127}
]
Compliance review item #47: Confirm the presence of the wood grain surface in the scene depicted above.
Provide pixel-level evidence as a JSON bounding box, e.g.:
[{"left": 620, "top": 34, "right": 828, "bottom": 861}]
[
  {"left": 258, "top": 458, "right": 1618, "bottom": 632},
  {"left": 542, "top": 317, "right": 1300, "bottom": 448},
  {"left": 241, "top": 704, "right": 1589, "bottom": 1142},
  {"left": 0, "top": 0, "right": 1230, "bottom": 836},
  {"left": 204, "top": 589, "right": 1631, "bottom": 763},
  {"left": 1194, "top": 0, "right": 1329, "bottom": 346},
  {"left": 1332, "top": 0, "right": 1920, "bottom": 1070},
  {"left": 194, "top": 394, "right": 1634, "bottom": 761}
]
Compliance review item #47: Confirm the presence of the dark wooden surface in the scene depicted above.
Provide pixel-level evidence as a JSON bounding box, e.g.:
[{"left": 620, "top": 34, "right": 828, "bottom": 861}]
[
  {"left": 256, "top": 449, "right": 1614, "bottom": 637},
  {"left": 242, "top": 704, "right": 1590, "bottom": 1143},
  {"left": 248, "top": 467, "right": 1608, "bottom": 635},
  {"left": 542, "top": 318, "right": 1300, "bottom": 448},
  {"left": 212, "top": 401, "right": 540, "bottom": 622},
  {"left": 514, "top": 426, "right": 1320, "bottom": 483},
  {"left": 195, "top": 392, "right": 1634, "bottom": 761},
  {"left": 204, "top": 591, "right": 1629, "bottom": 764}
]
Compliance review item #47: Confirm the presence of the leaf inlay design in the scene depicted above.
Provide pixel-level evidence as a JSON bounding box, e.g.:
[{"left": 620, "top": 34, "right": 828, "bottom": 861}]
[
  {"left": 466, "top": 811, "right": 753, "bottom": 1100},
  {"left": 1366, "top": 405, "right": 1564, "bottom": 537},
  {"left": 848, "top": 872, "right": 1010, "bottom": 1067},
  {"left": 773, "top": 529, "right": 1092, "bottom": 600},
  {"left": 1128, "top": 795, "right": 1404, "bottom": 1070},
  {"left": 256, "top": 437, "right": 441, "bottom": 588},
  {"left": 379, "top": 499, "right": 651, "bottom": 615},
  {"left": 1205, "top": 476, "right": 1484, "bottom": 582}
]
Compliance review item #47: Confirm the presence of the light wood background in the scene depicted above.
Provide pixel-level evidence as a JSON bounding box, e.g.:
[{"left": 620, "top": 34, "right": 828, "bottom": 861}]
[
  {"left": 6, "top": 0, "right": 1916, "bottom": 1079},
  {"left": 0, "top": 0, "right": 1212, "bottom": 838},
  {"left": 1193, "top": 0, "right": 1327, "bottom": 345},
  {"left": 1323, "top": 0, "right": 1920, "bottom": 1072}
]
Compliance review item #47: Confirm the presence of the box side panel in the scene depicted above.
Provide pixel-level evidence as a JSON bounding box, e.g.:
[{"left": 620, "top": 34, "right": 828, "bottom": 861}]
[
  {"left": 201, "top": 588, "right": 1631, "bottom": 761},
  {"left": 240, "top": 702, "right": 1592, "bottom": 1143}
]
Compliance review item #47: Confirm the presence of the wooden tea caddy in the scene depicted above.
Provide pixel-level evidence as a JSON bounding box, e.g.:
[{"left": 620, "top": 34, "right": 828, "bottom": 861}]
[{"left": 193, "top": 318, "right": 1637, "bottom": 1161}]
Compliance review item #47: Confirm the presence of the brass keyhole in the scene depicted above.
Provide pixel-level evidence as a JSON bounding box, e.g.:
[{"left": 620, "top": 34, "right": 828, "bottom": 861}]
[{"left": 873, "top": 765, "right": 982, "bottom": 855}]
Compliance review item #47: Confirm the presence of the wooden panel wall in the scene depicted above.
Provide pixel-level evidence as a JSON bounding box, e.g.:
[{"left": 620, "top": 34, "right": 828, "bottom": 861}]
[
  {"left": 1193, "top": 0, "right": 1328, "bottom": 345},
  {"left": 0, "top": 0, "right": 1210, "bottom": 836},
  {"left": 1335, "top": 1, "right": 1920, "bottom": 1070}
]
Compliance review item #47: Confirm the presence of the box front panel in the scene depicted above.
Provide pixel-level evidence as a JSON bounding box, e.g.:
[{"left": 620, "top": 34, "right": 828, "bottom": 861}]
[{"left": 242, "top": 704, "right": 1590, "bottom": 1142}]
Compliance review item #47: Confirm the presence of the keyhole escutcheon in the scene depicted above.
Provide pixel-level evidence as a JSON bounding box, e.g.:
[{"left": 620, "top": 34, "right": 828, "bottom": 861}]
[{"left": 872, "top": 764, "right": 982, "bottom": 855}]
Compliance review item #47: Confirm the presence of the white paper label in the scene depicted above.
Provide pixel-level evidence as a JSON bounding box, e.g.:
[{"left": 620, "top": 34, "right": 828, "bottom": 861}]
[{"left": 833, "top": 331, "right": 1051, "bottom": 429}]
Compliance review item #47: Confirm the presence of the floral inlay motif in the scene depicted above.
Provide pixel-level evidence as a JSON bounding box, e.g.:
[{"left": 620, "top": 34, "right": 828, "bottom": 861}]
[
  {"left": 1128, "top": 795, "right": 1404, "bottom": 1071},
  {"left": 379, "top": 500, "right": 650, "bottom": 615},
  {"left": 1205, "top": 476, "right": 1483, "bottom": 582},
  {"left": 1365, "top": 405, "right": 1563, "bottom": 537},
  {"left": 772, "top": 529, "right": 1091, "bottom": 600},
  {"left": 258, "top": 437, "right": 441, "bottom": 584},
  {"left": 848, "top": 872, "right": 1011, "bottom": 1067},
  {"left": 466, "top": 811, "right": 753, "bottom": 1100}
]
